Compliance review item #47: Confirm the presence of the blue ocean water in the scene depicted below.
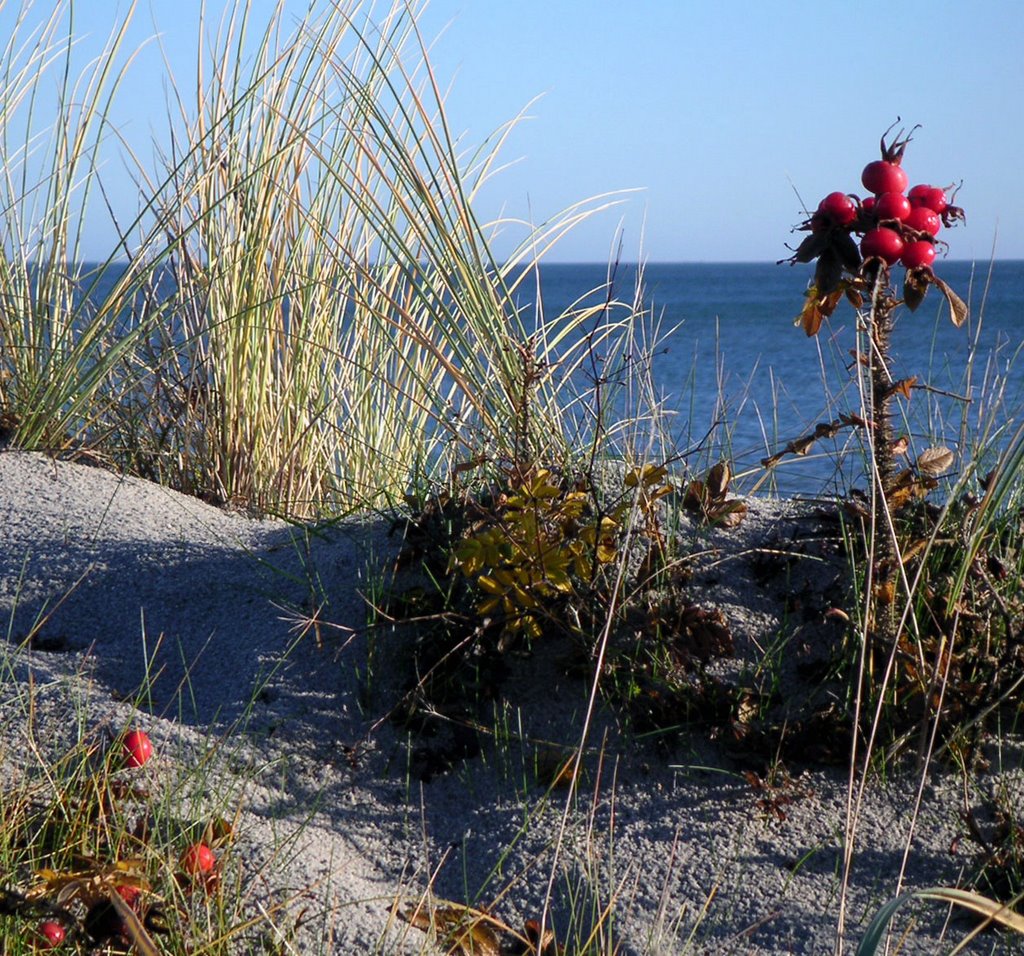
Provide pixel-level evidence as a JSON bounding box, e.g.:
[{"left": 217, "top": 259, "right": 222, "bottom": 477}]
[
  {"left": 516, "top": 260, "right": 1024, "bottom": 497},
  {"left": 69, "top": 258, "right": 1024, "bottom": 498}
]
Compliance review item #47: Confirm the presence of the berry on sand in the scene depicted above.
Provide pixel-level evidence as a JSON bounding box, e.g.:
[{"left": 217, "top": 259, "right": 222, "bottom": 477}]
[
  {"left": 122, "top": 729, "right": 153, "bottom": 768},
  {"left": 36, "top": 920, "right": 65, "bottom": 948},
  {"left": 180, "top": 842, "right": 216, "bottom": 877}
]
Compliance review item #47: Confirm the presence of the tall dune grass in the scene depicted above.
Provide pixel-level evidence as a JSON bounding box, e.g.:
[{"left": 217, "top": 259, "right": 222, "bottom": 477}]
[{"left": 0, "top": 0, "right": 635, "bottom": 516}]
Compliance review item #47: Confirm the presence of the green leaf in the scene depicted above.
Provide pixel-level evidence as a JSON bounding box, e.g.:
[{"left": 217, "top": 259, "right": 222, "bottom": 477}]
[{"left": 857, "top": 886, "right": 1024, "bottom": 955}]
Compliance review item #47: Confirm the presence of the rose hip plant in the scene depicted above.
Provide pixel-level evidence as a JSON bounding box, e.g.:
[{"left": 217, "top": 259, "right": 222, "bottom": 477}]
[
  {"left": 775, "top": 126, "right": 1024, "bottom": 759},
  {"left": 781, "top": 124, "right": 967, "bottom": 631}
]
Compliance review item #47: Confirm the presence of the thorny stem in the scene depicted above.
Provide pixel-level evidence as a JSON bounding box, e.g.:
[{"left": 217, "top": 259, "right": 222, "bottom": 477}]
[{"left": 868, "top": 274, "right": 899, "bottom": 650}]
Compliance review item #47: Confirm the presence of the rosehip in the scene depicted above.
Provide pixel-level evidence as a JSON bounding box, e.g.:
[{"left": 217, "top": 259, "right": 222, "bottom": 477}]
[
  {"left": 122, "top": 729, "right": 153, "bottom": 768},
  {"left": 862, "top": 160, "right": 909, "bottom": 196},
  {"left": 860, "top": 227, "right": 905, "bottom": 265},
  {"left": 908, "top": 184, "right": 948, "bottom": 215},
  {"left": 116, "top": 884, "right": 142, "bottom": 908},
  {"left": 180, "top": 842, "right": 216, "bottom": 876},
  {"left": 874, "top": 191, "right": 912, "bottom": 222},
  {"left": 905, "top": 206, "right": 942, "bottom": 236},
  {"left": 900, "top": 241, "right": 937, "bottom": 270},
  {"left": 35, "top": 921, "right": 65, "bottom": 948},
  {"left": 816, "top": 191, "right": 857, "bottom": 226}
]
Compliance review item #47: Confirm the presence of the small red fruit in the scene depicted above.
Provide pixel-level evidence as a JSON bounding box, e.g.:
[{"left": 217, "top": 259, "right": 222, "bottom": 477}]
[
  {"left": 862, "top": 160, "right": 909, "bottom": 196},
  {"left": 908, "top": 183, "right": 948, "bottom": 215},
  {"left": 180, "top": 842, "right": 216, "bottom": 877},
  {"left": 874, "top": 191, "right": 912, "bottom": 222},
  {"left": 905, "top": 206, "right": 942, "bottom": 236},
  {"left": 36, "top": 921, "right": 65, "bottom": 948},
  {"left": 860, "top": 227, "right": 905, "bottom": 265},
  {"left": 816, "top": 191, "right": 857, "bottom": 226},
  {"left": 116, "top": 884, "right": 142, "bottom": 908},
  {"left": 122, "top": 729, "right": 153, "bottom": 768},
  {"left": 861, "top": 196, "right": 876, "bottom": 214},
  {"left": 900, "top": 240, "right": 937, "bottom": 269}
]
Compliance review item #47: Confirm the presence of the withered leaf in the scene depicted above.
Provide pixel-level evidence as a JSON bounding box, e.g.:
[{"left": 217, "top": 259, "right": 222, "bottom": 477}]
[
  {"left": 931, "top": 273, "right": 969, "bottom": 327},
  {"left": 524, "top": 918, "right": 563, "bottom": 955},
  {"left": 886, "top": 474, "right": 929, "bottom": 510},
  {"left": 763, "top": 416, "right": 860, "bottom": 468},
  {"left": 707, "top": 461, "right": 731, "bottom": 499},
  {"left": 712, "top": 501, "right": 748, "bottom": 528},
  {"left": 537, "top": 748, "right": 578, "bottom": 790},
  {"left": 624, "top": 462, "right": 668, "bottom": 488},
  {"left": 814, "top": 249, "right": 843, "bottom": 295},
  {"left": 682, "top": 479, "right": 707, "bottom": 512},
  {"left": 399, "top": 902, "right": 506, "bottom": 956},
  {"left": 675, "top": 603, "right": 734, "bottom": 662},
  {"left": 916, "top": 445, "right": 955, "bottom": 477},
  {"left": 873, "top": 581, "right": 895, "bottom": 605},
  {"left": 887, "top": 376, "right": 918, "bottom": 401},
  {"left": 900, "top": 538, "right": 932, "bottom": 565},
  {"left": 797, "top": 286, "right": 843, "bottom": 337},
  {"left": 891, "top": 435, "right": 909, "bottom": 457},
  {"left": 903, "top": 266, "right": 931, "bottom": 311},
  {"left": 839, "top": 412, "right": 871, "bottom": 429}
]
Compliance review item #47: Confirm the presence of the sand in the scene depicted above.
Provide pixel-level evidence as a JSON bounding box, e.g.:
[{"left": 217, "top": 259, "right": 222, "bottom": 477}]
[{"left": 1, "top": 450, "right": 1021, "bottom": 954}]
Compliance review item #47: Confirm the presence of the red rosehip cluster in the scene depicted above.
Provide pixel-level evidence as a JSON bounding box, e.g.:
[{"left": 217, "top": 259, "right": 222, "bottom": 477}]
[{"left": 782, "top": 124, "right": 964, "bottom": 295}]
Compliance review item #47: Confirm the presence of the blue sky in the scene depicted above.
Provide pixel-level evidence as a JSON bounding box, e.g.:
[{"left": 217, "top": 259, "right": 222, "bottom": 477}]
[{"left": 6, "top": 0, "right": 1022, "bottom": 263}]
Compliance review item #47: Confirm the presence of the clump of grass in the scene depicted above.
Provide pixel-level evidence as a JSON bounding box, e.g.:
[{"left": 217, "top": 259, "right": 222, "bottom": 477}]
[{"left": 0, "top": 0, "right": 633, "bottom": 517}]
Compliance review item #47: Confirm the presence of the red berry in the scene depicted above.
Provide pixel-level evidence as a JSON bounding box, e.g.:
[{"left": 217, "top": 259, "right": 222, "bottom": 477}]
[
  {"left": 861, "top": 196, "right": 876, "bottom": 214},
  {"left": 181, "top": 842, "right": 216, "bottom": 876},
  {"left": 860, "top": 227, "right": 905, "bottom": 265},
  {"left": 116, "top": 885, "right": 142, "bottom": 908},
  {"left": 122, "top": 729, "right": 153, "bottom": 768},
  {"left": 905, "top": 206, "right": 942, "bottom": 236},
  {"left": 908, "top": 183, "right": 948, "bottom": 215},
  {"left": 874, "top": 191, "right": 912, "bottom": 222},
  {"left": 36, "top": 921, "right": 65, "bottom": 948},
  {"left": 900, "top": 240, "right": 937, "bottom": 269},
  {"left": 862, "top": 160, "right": 909, "bottom": 196},
  {"left": 816, "top": 191, "right": 857, "bottom": 226}
]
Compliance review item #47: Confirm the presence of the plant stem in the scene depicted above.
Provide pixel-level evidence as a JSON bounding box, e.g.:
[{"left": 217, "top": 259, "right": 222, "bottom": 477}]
[{"left": 868, "top": 274, "right": 898, "bottom": 647}]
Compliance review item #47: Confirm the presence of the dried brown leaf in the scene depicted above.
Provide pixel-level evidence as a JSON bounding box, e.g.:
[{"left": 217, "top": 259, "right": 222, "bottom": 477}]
[
  {"left": 713, "top": 501, "right": 748, "bottom": 528},
  {"left": 932, "top": 273, "right": 969, "bottom": 327},
  {"left": 903, "top": 266, "right": 931, "bottom": 311},
  {"left": 797, "top": 287, "right": 843, "bottom": 336},
  {"left": 917, "top": 445, "right": 955, "bottom": 477},
  {"left": 707, "top": 461, "right": 731, "bottom": 499},
  {"left": 398, "top": 902, "right": 513, "bottom": 956},
  {"left": 888, "top": 376, "right": 918, "bottom": 401}
]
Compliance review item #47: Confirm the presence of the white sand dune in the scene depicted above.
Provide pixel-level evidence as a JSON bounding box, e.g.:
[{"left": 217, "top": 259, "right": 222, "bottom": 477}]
[{"left": 1, "top": 450, "right": 1019, "bottom": 954}]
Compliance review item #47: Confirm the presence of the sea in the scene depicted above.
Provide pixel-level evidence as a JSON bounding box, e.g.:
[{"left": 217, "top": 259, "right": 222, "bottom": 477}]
[
  {"left": 514, "top": 259, "right": 1024, "bottom": 497},
  {"left": 71, "top": 258, "right": 1024, "bottom": 498}
]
